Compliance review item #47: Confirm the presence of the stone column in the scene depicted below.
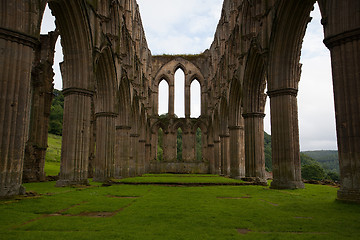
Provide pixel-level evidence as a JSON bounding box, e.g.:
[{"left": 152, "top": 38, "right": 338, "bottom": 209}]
[
  {"left": 168, "top": 84, "right": 175, "bottom": 116},
  {"left": 207, "top": 144, "right": 215, "bottom": 173},
  {"left": 138, "top": 139, "right": 146, "bottom": 175},
  {"left": 93, "top": 112, "right": 117, "bottom": 182},
  {"left": 23, "top": 33, "right": 58, "bottom": 182},
  {"left": 324, "top": 29, "right": 360, "bottom": 202},
  {"left": 229, "top": 126, "right": 245, "bottom": 179},
  {"left": 267, "top": 89, "right": 303, "bottom": 189},
  {"left": 185, "top": 83, "right": 190, "bottom": 118},
  {"left": 88, "top": 106, "right": 96, "bottom": 178},
  {"left": 163, "top": 132, "right": 177, "bottom": 162},
  {"left": 145, "top": 143, "right": 151, "bottom": 173},
  {"left": 182, "top": 131, "right": 195, "bottom": 162},
  {"left": 129, "top": 133, "right": 140, "bottom": 176},
  {"left": 115, "top": 126, "right": 131, "bottom": 178},
  {"left": 213, "top": 139, "right": 221, "bottom": 175},
  {"left": 56, "top": 88, "right": 93, "bottom": 186},
  {"left": 220, "top": 134, "right": 230, "bottom": 176},
  {"left": 243, "top": 113, "right": 267, "bottom": 183},
  {"left": 0, "top": 29, "right": 38, "bottom": 196}
]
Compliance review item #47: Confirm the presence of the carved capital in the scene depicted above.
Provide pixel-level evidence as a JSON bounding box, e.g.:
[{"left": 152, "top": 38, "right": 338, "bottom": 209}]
[
  {"left": 0, "top": 27, "right": 40, "bottom": 48},
  {"left": 95, "top": 112, "right": 118, "bottom": 118},
  {"left": 62, "top": 87, "right": 94, "bottom": 97},
  {"left": 324, "top": 28, "right": 360, "bottom": 49},
  {"left": 242, "top": 112, "right": 266, "bottom": 119},
  {"left": 267, "top": 88, "right": 298, "bottom": 98}
]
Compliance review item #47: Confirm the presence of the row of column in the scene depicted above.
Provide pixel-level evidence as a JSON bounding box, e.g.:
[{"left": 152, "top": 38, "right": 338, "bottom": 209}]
[
  {"left": 208, "top": 92, "right": 304, "bottom": 188},
  {"left": 207, "top": 127, "right": 243, "bottom": 179}
]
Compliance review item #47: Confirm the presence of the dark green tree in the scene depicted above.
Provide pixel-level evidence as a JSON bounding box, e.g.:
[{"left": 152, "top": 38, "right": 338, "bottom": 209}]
[
  {"left": 301, "top": 163, "right": 326, "bottom": 181},
  {"left": 157, "top": 128, "right": 164, "bottom": 161},
  {"left": 48, "top": 89, "right": 64, "bottom": 135},
  {"left": 176, "top": 128, "right": 182, "bottom": 161},
  {"left": 326, "top": 171, "right": 340, "bottom": 182},
  {"left": 264, "top": 132, "right": 272, "bottom": 171}
]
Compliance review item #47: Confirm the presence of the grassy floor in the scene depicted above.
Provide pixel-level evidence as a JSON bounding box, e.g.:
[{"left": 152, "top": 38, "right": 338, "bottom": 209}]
[
  {"left": 117, "top": 173, "right": 246, "bottom": 184},
  {"left": 1, "top": 176, "right": 359, "bottom": 240},
  {"left": 44, "top": 134, "right": 61, "bottom": 176}
]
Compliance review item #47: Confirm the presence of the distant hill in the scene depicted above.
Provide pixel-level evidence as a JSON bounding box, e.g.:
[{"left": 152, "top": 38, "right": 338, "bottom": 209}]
[
  {"left": 301, "top": 150, "right": 339, "bottom": 173},
  {"left": 264, "top": 133, "right": 339, "bottom": 173}
]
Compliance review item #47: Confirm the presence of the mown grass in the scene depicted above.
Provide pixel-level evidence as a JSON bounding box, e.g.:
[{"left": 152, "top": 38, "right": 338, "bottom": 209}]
[
  {"left": 44, "top": 134, "right": 61, "bottom": 176},
  {"left": 118, "top": 173, "right": 245, "bottom": 184},
  {"left": 1, "top": 176, "right": 359, "bottom": 240}
]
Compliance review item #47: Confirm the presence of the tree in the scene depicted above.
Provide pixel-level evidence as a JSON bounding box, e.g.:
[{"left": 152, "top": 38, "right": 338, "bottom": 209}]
[
  {"left": 157, "top": 128, "right": 164, "bottom": 161},
  {"left": 264, "top": 132, "right": 272, "bottom": 171},
  {"left": 326, "top": 171, "right": 340, "bottom": 182},
  {"left": 301, "top": 163, "right": 326, "bottom": 181},
  {"left": 48, "top": 89, "right": 64, "bottom": 135}
]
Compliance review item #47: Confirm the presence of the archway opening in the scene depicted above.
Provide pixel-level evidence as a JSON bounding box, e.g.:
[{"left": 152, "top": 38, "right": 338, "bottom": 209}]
[
  {"left": 175, "top": 68, "right": 185, "bottom": 118},
  {"left": 41, "top": 4, "right": 64, "bottom": 178},
  {"left": 297, "top": 3, "right": 338, "bottom": 180},
  {"left": 158, "top": 80, "right": 169, "bottom": 115},
  {"left": 190, "top": 80, "right": 201, "bottom": 118}
]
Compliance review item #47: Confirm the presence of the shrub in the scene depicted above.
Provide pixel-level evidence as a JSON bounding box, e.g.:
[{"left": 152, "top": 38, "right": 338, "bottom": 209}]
[{"left": 302, "top": 163, "right": 326, "bottom": 181}]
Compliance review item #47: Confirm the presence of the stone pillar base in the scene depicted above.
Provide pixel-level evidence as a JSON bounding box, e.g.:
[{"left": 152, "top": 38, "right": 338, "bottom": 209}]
[
  {"left": 337, "top": 189, "right": 360, "bottom": 203},
  {"left": 0, "top": 184, "right": 26, "bottom": 197},
  {"left": 270, "top": 180, "right": 304, "bottom": 189},
  {"left": 242, "top": 177, "right": 268, "bottom": 186},
  {"left": 55, "top": 179, "right": 89, "bottom": 187}
]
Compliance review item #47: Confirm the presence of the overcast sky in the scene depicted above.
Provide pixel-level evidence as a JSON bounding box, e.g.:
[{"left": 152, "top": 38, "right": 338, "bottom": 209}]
[{"left": 41, "top": 1, "right": 337, "bottom": 151}]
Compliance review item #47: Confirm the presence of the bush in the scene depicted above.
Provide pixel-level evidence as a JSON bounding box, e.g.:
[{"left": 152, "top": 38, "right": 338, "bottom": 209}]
[
  {"left": 302, "top": 164, "right": 326, "bottom": 181},
  {"left": 326, "top": 171, "right": 340, "bottom": 182}
]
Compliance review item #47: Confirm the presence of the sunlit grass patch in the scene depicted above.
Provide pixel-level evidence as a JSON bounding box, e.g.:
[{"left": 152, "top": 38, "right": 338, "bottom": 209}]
[{"left": 1, "top": 179, "right": 360, "bottom": 240}]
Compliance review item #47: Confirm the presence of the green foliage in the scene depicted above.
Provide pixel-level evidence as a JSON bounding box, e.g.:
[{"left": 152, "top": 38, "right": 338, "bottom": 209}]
[
  {"left": 176, "top": 128, "right": 183, "bottom": 161},
  {"left": 263, "top": 133, "right": 338, "bottom": 182},
  {"left": 301, "top": 163, "right": 326, "bottom": 181},
  {"left": 1, "top": 177, "right": 360, "bottom": 239},
  {"left": 326, "top": 171, "right": 340, "bottom": 182},
  {"left": 157, "top": 128, "right": 164, "bottom": 161},
  {"left": 300, "top": 153, "right": 318, "bottom": 166},
  {"left": 48, "top": 89, "right": 64, "bottom": 136},
  {"left": 302, "top": 150, "right": 339, "bottom": 173},
  {"left": 264, "top": 132, "right": 272, "bottom": 171},
  {"left": 196, "top": 128, "right": 202, "bottom": 161},
  {"left": 44, "top": 134, "right": 61, "bottom": 176}
]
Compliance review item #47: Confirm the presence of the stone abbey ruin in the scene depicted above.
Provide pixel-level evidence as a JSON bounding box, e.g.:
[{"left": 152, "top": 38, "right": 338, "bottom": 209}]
[{"left": 0, "top": 0, "right": 360, "bottom": 203}]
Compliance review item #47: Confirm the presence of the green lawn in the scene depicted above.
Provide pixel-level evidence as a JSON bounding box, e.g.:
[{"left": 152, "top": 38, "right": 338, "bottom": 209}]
[
  {"left": 117, "top": 173, "right": 246, "bottom": 184},
  {"left": 1, "top": 177, "right": 359, "bottom": 240},
  {"left": 44, "top": 134, "right": 61, "bottom": 176}
]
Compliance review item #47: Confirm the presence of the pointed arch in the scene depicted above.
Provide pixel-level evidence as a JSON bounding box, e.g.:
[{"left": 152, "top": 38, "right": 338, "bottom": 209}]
[
  {"left": 95, "top": 46, "right": 118, "bottom": 114},
  {"left": 190, "top": 79, "right": 201, "bottom": 118},
  {"left": 174, "top": 68, "right": 185, "bottom": 117},
  {"left": 158, "top": 79, "right": 169, "bottom": 115}
]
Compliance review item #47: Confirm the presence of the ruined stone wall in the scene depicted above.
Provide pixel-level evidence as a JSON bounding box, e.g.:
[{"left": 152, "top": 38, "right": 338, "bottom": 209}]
[{"left": 1, "top": 0, "right": 360, "bottom": 203}]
